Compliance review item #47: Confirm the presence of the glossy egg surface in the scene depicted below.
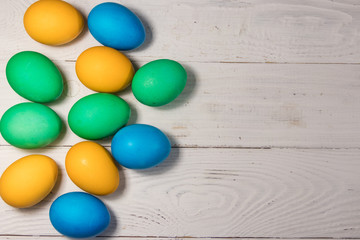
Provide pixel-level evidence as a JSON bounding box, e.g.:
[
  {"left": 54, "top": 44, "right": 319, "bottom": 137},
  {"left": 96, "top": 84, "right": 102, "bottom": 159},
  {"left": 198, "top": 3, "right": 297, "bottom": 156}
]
[
  {"left": 0, "top": 154, "right": 58, "bottom": 208},
  {"left": 132, "top": 59, "right": 187, "bottom": 106},
  {"left": 76, "top": 46, "right": 134, "bottom": 92},
  {"left": 0, "top": 103, "right": 62, "bottom": 149},
  {"left": 66, "top": 141, "right": 119, "bottom": 195},
  {"left": 111, "top": 124, "right": 171, "bottom": 169},
  {"left": 68, "top": 93, "right": 130, "bottom": 140},
  {"left": 49, "top": 192, "right": 110, "bottom": 238},
  {"left": 24, "top": 0, "right": 84, "bottom": 45},
  {"left": 6, "top": 51, "right": 63, "bottom": 103},
  {"left": 88, "top": 2, "right": 145, "bottom": 50}
]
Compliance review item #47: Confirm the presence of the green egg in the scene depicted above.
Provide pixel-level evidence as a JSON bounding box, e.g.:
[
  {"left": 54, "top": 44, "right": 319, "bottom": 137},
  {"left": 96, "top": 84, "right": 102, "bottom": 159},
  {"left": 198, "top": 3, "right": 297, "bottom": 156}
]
[
  {"left": 0, "top": 103, "right": 62, "bottom": 149},
  {"left": 132, "top": 59, "right": 187, "bottom": 107},
  {"left": 68, "top": 93, "right": 130, "bottom": 140},
  {"left": 6, "top": 51, "right": 63, "bottom": 103}
]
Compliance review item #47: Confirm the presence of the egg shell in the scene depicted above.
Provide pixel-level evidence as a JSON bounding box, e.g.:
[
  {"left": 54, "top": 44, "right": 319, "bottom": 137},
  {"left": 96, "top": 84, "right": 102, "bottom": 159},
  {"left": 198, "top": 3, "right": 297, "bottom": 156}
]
[
  {"left": 88, "top": 2, "right": 145, "bottom": 50},
  {"left": 0, "top": 102, "right": 62, "bottom": 149},
  {"left": 6, "top": 51, "right": 63, "bottom": 103},
  {"left": 111, "top": 124, "right": 171, "bottom": 169},
  {"left": 76, "top": 46, "right": 134, "bottom": 92},
  {"left": 0, "top": 155, "right": 58, "bottom": 208},
  {"left": 68, "top": 93, "right": 130, "bottom": 140},
  {"left": 132, "top": 59, "right": 187, "bottom": 106},
  {"left": 49, "top": 192, "right": 110, "bottom": 238},
  {"left": 66, "top": 141, "right": 119, "bottom": 195},
  {"left": 24, "top": 0, "right": 84, "bottom": 45}
]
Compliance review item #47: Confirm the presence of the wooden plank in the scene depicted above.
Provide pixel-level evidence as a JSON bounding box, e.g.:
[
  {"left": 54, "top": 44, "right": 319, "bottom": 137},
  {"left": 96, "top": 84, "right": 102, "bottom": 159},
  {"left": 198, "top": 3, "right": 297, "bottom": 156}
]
[
  {"left": 1, "top": 61, "right": 360, "bottom": 148},
  {"left": 0, "top": 238, "right": 357, "bottom": 240},
  {"left": 0, "top": 147, "right": 359, "bottom": 237},
  {"left": 0, "top": 238, "right": 245, "bottom": 240},
  {"left": 1, "top": 0, "right": 360, "bottom": 63}
]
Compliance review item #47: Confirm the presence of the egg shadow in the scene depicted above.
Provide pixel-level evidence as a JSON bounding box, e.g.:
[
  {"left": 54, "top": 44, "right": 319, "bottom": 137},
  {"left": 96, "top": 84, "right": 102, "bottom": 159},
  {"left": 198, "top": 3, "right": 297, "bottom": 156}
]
[
  {"left": 94, "top": 108, "right": 139, "bottom": 147},
  {"left": 112, "top": 59, "right": 140, "bottom": 96},
  {"left": 43, "top": 66, "right": 68, "bottom": 107},
  {"left": 131, "top": 60, "right": 142, "bottom": 72},
  {"left": 127, "top": 101, "right": 138, "bottom": 125},
  {"left": 92, "top": 102, "right": 139, "bottom": 149},
  {"left": 125, "top": 9, "right": 153, "bottom": 53},
  {"left": 54, "top": 10, "right": 90, "bottom": 50},
  {"left": 43, "top": 67, "right": 69, "bottom": 147},
  {"left": 16, "top": 166, "right": 62, "bottom": 213},
  {"left": 157, "top": 63, "right": 197, "bottom": 110},
  {"left": 95, "top": 136, "right": 113, "bottom": 148},
  {"left": 101, "top": 163, "right": 126, "bottom": 201},
  {"left": 97, "top": 206, "right": 119, "bottom": 238},
  {"left": 136, "top": 134, "right": 181, "bottom": 176},
  {"left": 48, "top": 115, "right": 68, "bottom": 147},
  {"left": 16, "top": 145, "right": 53, "bottom": 156},
  {"left": 97, "top": 146, "right": 127, "bottom": 201},
  {"left": 114, "top": 83, "right": 133, "bottom": 97}
]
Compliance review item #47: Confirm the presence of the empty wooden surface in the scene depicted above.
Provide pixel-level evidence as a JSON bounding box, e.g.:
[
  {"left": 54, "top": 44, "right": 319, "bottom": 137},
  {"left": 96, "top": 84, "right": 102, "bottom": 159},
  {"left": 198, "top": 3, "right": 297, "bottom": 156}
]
[{"left": 0, "top": 0, "right": 360, "bottom": 239}]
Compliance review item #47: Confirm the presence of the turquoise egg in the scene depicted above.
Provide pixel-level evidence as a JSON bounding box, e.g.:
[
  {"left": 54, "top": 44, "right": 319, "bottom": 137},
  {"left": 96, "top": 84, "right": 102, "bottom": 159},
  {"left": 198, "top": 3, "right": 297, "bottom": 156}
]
[
  {"left": 88, "top": 2, "right": 145, "bottom": 50},
  {"left": 111, "top": 124, "right": 171, "bottom": 169},
  {"left": 49, "top": 192, "right": 110, "bottom": 238}
]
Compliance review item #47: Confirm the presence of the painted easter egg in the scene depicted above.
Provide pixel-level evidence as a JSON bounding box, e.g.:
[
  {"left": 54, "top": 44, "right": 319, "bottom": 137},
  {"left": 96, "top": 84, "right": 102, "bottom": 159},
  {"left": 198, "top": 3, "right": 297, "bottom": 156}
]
[
  {"left": 66, "top": 141, "right": 119, "bottom": 195},
  {"left": 0, "top": 103, "right": 62, "bottom": 149},
  {"left": 6, "top": 51, "right": 63, "bottom": 103},
  {"left": 88, "top": 2, "right": 145, "bottom": 50},
  {"left": 76, "top": 46, "right": 134, "bottom": 92},
  {"left": 68, "top": 93, "right": 130, "bottom": 140},
  {"left": 49, "top": 192, "right": 110, "bottom": 238},
  {"left": 0, "top": 155, "right": 58, "bottom": 208},
  {"left": 111, "top": 124, "right": 171, "bottom": 169},
  {"left": 24, "top": 0, "right": 84, "bottom": 45},
  {"left": 132, "top": 59, "right": 187, "bottom": 106}
]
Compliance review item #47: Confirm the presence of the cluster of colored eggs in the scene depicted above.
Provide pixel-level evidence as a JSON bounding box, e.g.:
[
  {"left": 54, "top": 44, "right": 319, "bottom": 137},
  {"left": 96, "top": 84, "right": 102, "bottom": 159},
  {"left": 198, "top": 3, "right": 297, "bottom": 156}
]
[{"left": 0, "top": 0, "right": 187, "bottom": 238}]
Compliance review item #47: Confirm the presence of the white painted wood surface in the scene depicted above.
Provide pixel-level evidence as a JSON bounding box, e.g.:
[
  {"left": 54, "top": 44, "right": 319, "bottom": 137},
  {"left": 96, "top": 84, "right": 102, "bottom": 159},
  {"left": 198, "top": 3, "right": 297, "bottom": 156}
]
[
  {"left": 2, "top": 0, "right": 360, "bottom": 63},
  {"left": 2, "top": 61, "right": 360, "bottom": 148},
  {"left": 1, "top": 147, "right": 360, "bottom": 238},
  {"left": 0, "top": 0, "right": 360, "bottom": 239},
  {"left": 0, "top": 238, "right": 281, "bottom": 240}
]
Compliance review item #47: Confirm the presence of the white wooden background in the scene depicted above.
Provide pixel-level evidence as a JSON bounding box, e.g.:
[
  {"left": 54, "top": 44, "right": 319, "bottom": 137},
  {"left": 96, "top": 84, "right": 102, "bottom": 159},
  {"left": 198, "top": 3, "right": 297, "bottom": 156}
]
[{"left": 0, "top": 0, "right": 360, "bottom": 239}]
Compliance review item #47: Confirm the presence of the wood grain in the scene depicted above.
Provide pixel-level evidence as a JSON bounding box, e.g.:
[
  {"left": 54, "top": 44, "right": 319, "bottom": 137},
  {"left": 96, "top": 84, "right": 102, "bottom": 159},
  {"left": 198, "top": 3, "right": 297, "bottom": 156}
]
[
  {"left": 0, "top": 147, "right": 359, "bottom": 238},
  {"left": 1, "top": 0, "right": 360, "bottom": 239},
  {"left": 0, "top": 238, "right": 357, "bottom": 240},
  {"left": 1, "top": 61, "right": 360, "bottom": 148},
  {"left": 1, "top": 0, "right": 360, "bottom": 63},
  {"left": 2, "top": 238, "right": 355, "bottom": 240}
]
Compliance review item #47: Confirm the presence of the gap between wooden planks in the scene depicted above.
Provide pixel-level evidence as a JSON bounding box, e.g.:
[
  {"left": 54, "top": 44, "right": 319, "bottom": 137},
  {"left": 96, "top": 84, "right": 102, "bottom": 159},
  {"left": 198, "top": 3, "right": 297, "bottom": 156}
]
[
  {"left": 1, "top": 0, "right": 360, "bottom": 63},
  {"left": 1, "top": 61, "right": 360, "bottom": 149},
  {"left": 0, "top": 0, "right": 359, "bottom": 239}
]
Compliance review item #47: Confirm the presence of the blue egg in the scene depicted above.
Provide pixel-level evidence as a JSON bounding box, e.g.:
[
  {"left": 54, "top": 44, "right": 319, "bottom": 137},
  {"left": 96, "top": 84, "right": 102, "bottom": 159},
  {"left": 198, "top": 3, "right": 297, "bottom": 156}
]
[
  {"left": 49, "top": 192, "right": 110, "bottom": 238},
  {"left": 88, "top": 2, "right": 146, "bottom": 51},
  {"left": 111, "top": 124, "right": 171, "bottom": 169}
]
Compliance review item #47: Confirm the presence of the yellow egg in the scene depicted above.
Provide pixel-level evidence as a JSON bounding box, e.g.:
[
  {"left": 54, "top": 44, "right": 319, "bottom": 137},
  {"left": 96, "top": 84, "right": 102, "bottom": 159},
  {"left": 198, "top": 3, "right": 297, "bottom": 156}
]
[
  {"left": 76, "top": 46, "right": 134, "bottom": 92},
  {"left": 65, "top": 141, "right": 119, "bottom": 195},
  {"left": 23, "top": 0, "right": 84, "bottom": 45},
  {"left": 0, "top": 155, "right": 58, "bottom": 208}
]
